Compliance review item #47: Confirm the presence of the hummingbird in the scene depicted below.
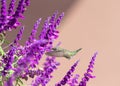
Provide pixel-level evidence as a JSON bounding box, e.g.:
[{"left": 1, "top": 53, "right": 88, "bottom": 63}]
[{"left": 45, "top": 47, "right": 82, "bottom": 59}]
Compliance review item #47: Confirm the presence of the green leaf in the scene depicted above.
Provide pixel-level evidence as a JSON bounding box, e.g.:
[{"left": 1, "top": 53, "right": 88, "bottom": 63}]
[{"left": 0, "top": 81, "right": 3, "bottom": 86}]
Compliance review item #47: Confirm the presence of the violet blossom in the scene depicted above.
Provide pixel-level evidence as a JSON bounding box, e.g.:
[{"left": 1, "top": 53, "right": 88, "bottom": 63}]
[
  {"left": 0, "top": 0, "right": 29, "bottom": 33},
  {"left": 55, "top": 60, "right": 80, "bottom": 86},
  {"left": 78, "top": 52, "right": 98, "bottom": 86},
  {"left": 67, "top": 74, "right": 80, "bottom": 86},
  {"left": 32, "top": 56, "right": 60, "bottom": 86}
]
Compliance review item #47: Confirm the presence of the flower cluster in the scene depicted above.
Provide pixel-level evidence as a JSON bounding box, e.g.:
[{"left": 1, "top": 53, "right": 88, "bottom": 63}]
[
  {"left": 32, "top": 57, "right": 60, "bottom": 86},
  {"left": 0, "top": 0, "right": 98, "bottom": 86},
  {"left": 0, "top": 0, "right": 30, "bottom": 33}
]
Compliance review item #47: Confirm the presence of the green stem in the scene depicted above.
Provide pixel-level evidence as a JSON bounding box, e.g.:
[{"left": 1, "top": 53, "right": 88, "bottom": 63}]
[
  {"left": 0, "top": 46, "right": 5, "bottom": 56},
  {"left": 0, "top": 33, "right": 5, "bottom": 46}
]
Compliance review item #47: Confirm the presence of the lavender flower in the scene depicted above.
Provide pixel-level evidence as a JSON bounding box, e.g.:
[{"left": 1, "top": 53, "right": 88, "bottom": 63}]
[
  {"left": 26, "top": 18, "right": 42, "bottom": 45},
  {"left": 8, "top": 0, "right": 16, "bottom": 16},
  {"left": 67, "top": 74, "right": 80, "bottom": 86},
  {"left": 55, "top": 12, "right": 64, "bottom": 27},
  {"left": 1, "top": 45, "right": 16, "bottom": 76},
  {"left": 78, "top": 52, "right": 97, "bottom": 86},
  {"left": 13, "top": 26, "right": 24, "bottom": 46},
  {"left": 55, "top": 60, "right": 79, "bottom": 86},
  {"left": 32, "top": 56, "right": 60, "bottom": 86},
  {"left": 0, "top": 0, "right": 7, "bottom": 31},
  {"left": 39, "top": 12, "right": 64, "bottom": 50},
  {"left": 0, "top": 0, "right": 29, "bottom": 33},
  {"left": 25, "top": 0, "right": 30, "bottom": 6},
  {"left": 20, "top": 68, "right": 43, "bottom": 81},
  {"left": 13, "top": 0, "right": 25, "bottom": 18},
  {"left": 7, "top": 0, "right": 25, "bottom": 29},
  {"left": 0, "top": 0, "right": 7, "bottom": 22}
]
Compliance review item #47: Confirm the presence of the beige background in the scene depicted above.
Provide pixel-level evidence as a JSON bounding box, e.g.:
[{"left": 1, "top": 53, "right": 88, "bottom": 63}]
[{"left": 7, "top": 0, "right": 120, "bottom": 86}]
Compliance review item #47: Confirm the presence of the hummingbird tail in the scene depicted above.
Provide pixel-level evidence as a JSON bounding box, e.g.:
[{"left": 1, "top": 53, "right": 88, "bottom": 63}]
[{"left": 65, "top": 56, "right": 71, "bottom": 60}]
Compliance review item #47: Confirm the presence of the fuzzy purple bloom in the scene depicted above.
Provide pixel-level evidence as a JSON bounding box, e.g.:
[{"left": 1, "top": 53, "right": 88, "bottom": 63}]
[
  {"left": 55, "top": 60, "right": 79, "bottom": 86},
  {"left": 0, "top": 0, "right": 7, "bottom": 31},
  {"left": 8, "top": 0, "right": 16, "bottom": 16},
  {"left": 7, "top": 0, "right": 25, "bottom": 30},
  {"left": 20, "top": 69, "right": 43, "bottom": 81},
  {"left": 67, "top": 74, "right": 80, "bottom": 86},
  {"left": 32, "top": 56, "right": 60, "bottom": 86},
  {"left": 14, "top": 26, "right": 24, "bottom": 46},
  {"left": 26, "top": 18, "right": 42, "bottom": 45},
  {"left": 1, "top": 45, "right": 16, "bottom": 76},
  {"left": 13, "top": 0, "right": 24, "bottom": 18},
  {"left": 39, "top": 12, "right": 64, "bottom": 51},
  {"left": 25, "top": 0, "right": 30, "bottom": 6},
  {"left": 55, "top": 12, "right": 64, "bottom": 27},
  {"left": 0, "top": 0, "right": 7, "bottom": 21},
  {"left": 0, "top": 0, "right": 29, "bottom": 33},
  {"left": 78, "top": 52, "right": 97, "bottom": 86}
]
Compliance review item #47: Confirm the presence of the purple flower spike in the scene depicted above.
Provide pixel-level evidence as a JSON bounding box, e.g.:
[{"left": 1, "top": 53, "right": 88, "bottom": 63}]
[
  {"left": 49, "top": 11, "right": 58, "bottom": 25},
  {"left": 67, "top": 74, "right": 80, "bottom": 86},
  {"left": 25, "top": 0, "right": 30, "bottom": 6},
  {"left": 8, "top": 0, "right": 16, "bottom": 16},
  {"left": 0, "top": 0, "right": 7, "bottom": 20},
  {"left": 14, "top": 26, "right": 24, "bottom": 46},
  {"left": 39, "top": 12, "right": 64, "bottom": 51},
  {"left": 39, "top": 17, "right": 50, "bottom": 40},
  {"left": 2, "top": 45, "right": 16, "bottom": 76},
  {"left": 22, "top": 69, "right": 43, "bottom": 80},
  {"left": 7, "top": 0, "right": 29, "bottom": 29},
  {"left": 26, "top": 18, "right": 42, "bottom": 45},
  {"left": 78, "top": 52, "right": 98, "bottom": 86},
  {"left": 0, "top": 0, "right": 30, "bottom": 33},
  {"left": 55, "top": 60, "right": 80, "bottom": 86},
  {"left": 13, "top": 0, "right": 24, "bottom": 18},
  {"left": 0, "top": 0, "right": 8, "bottom": 31},
  {"left": 55, "top": 12, "right": 64, "bottom": 28}
]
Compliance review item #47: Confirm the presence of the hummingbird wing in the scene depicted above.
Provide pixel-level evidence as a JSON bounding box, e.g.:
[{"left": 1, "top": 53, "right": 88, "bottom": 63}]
[
  {"left": 52, "top": 47, "right": 64, "bottom": 52},
  {"left": 45, "top": 50, "right": 65, "bottom": 57}
]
